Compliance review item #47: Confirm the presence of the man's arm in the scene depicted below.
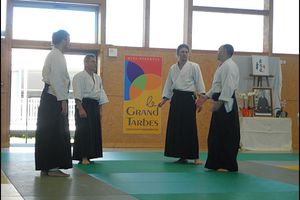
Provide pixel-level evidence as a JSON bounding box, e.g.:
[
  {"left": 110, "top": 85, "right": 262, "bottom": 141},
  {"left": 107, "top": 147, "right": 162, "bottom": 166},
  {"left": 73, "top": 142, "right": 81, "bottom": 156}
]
[{"left": 75, "top": 99, "right": 87, "bottom": 118}]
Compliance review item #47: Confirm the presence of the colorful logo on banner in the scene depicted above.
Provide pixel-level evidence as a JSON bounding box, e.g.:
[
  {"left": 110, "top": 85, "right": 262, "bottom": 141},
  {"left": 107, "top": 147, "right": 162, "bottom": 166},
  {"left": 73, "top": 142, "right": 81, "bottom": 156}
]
[{"left": 123, "top": 55, "right": 162, "bottom": 134}]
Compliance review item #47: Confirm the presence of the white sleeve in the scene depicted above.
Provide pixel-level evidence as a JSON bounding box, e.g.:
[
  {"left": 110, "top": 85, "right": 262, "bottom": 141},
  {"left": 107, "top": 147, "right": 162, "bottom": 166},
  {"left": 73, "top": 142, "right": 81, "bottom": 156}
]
[
  {"left": 193, "top": 64, "right": 206, "bottom": 95},
  {"left": 218, "top": 65, "right": 236, "bottom": 112},
  {"left": 98, "top": 79, "right": 109, "bottom": 105},
  {"left": 205, "top": 72, "right": 216, "bottom": 99},
  {"left": 162, "top": 68, "right": 173, "bottom": 99},
  {"left": 72, "top": 74, "right": 83, "bottom": 101}
]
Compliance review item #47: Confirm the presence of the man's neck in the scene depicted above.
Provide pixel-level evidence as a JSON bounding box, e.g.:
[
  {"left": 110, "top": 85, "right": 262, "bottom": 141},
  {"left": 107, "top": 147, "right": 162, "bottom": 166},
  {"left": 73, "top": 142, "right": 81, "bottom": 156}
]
[
  {"left": 85, "top": 69, "right": 94, "bottom": 77},
  {"left": 54, "top": 44, "right": 64, "bottom": 53},
  {"left": 178, "top": 60, "right": 187, "bottom": 69},
  {"left": 219, "top": 57, "right": 230, "bottom": 65}
]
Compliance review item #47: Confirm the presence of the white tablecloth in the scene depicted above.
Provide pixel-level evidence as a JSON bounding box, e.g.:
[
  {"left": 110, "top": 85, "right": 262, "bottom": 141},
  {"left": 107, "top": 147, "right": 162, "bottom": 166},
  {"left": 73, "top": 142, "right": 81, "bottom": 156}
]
[{"left": 240, "top": 117, "right": 292, "bottom": 151}]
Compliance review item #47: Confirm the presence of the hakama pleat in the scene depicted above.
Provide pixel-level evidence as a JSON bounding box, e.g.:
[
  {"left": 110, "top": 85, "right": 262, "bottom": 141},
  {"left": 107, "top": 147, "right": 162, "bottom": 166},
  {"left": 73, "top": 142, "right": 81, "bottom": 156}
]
[
  {"left": 72, "top": 98, "right": 102, "bottom": 160},
  {"left": 35, "top": 90, "right": 72, "bottom": 170},
  {"left": 164, "top": 90, "right": 199, "bottom": 159},
  {"left": 204, "top": 93, "right": 240, "bottom": 171}
]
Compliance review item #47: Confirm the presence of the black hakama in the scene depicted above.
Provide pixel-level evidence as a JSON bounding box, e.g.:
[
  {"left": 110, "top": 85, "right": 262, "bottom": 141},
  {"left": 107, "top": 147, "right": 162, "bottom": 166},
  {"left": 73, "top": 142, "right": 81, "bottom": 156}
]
[
  {"left": 35, "top": 87, "right": 72, "bottom": 170},
  {"left": 72, "top": 98, "right": 102, "bottom": 161},
  {"left": 164, "top": 89, "right": 199, "bottom": 159},
  {"left": 204, "top": 93, "right": 240, "bottom": 172}
]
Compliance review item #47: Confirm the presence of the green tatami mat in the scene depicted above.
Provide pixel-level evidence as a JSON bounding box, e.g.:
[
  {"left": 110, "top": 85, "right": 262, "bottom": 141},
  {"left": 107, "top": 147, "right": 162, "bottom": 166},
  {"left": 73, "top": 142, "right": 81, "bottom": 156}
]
[
  {"left": 99, "top": 151, "right": 299, "bottom": 161},
  {"left": 76, "top": 160, "right": 203, "bottom": 174},
  {"left": 1, "top": 149, "right": 298, "bottom": 200},
  {"left": 75, "top": 152, "right": 299, "bottom": 200}
]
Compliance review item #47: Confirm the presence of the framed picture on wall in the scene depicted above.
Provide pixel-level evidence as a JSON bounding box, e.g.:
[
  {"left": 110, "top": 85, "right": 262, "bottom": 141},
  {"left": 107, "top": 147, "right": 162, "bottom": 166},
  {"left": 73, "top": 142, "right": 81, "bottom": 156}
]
[
  {"left": 252, "top": 55, "right": 270, "bottom": 76},
  {"left": 253, "top": 87, "right": 273, "bottom": 117}
]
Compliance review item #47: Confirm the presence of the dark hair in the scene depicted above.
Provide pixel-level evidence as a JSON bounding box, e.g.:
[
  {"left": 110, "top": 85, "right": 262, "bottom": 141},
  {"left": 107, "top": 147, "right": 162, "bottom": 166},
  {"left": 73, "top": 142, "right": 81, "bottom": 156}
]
[
  {"left": 176, "top": 43, "right": 190, "bottom": 55},
  {"left": 52, "top": 30, "right": 70, "bottom": 45},
  {"left": 223, "top": 44, "right": 234, "bottom": 57},
  {"left": 84, "top": 54, "right": 96, "bottom": 64}
]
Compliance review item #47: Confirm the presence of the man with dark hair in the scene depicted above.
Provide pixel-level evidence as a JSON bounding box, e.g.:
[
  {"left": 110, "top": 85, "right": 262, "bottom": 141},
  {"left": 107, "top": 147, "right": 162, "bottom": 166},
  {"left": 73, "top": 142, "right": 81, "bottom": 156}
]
[
  {"left": 72, "top": 55, "right": 108, "bottom": 165},
  {"left": 158, "top": 43, "right": 206, "bottom": 165},
  {"left": 52, "top": 30, "right": 70, "bottom": 45},
  {"left": 223, "top": 44, "right": 234, "bottom": 57},
  {"left": 199, "top": 44, "right": 240, "bottom": 172},
  {"left": 35, "top": 29, "right": 72, "bottom": 177}
]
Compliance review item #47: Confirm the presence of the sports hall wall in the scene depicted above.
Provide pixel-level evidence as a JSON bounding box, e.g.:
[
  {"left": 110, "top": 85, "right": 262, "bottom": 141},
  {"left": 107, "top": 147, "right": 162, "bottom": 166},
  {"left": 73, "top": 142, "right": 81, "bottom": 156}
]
[
  {"left": 99, "top": 45, "right": 299, "bottom": 150},
  {"left": 1, "top": 43, "right": 299, "bottom": 150}
]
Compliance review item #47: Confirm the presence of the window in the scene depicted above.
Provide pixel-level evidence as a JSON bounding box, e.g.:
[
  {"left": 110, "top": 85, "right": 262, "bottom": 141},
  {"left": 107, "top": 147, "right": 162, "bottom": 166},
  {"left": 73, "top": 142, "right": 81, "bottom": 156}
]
[
  {"left": 193, "top": 0, "right": 264, "bottom": 10},
  {"left": 192, "top": 12, "right": 263, "bottom": 52},
  {"left": 149, "top": 0, "right": 184, "bottom": 48},
  {"left": 8, "top": 1, "right": 101, "bottom": 144},
  {"left": 10, "top": 48, "right": 89, "bottom": 143},
  {"left": 12, "top": 2, "right": 98, "bottom": 43},
  {"left": 11, "top": 49, "right": 85, "bottom": 130},
  {"left": 273, "top": 0, "right": 299, "bottom": 54},
  {"left": 106, "top": 0, "right": 143, "bottom": 47}
]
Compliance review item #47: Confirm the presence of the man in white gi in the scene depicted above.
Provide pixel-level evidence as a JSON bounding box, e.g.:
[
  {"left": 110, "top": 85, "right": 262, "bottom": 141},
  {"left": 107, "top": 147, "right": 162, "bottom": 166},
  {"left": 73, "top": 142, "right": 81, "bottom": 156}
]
[
  {"left": 72, "top": 55, "right": 109, "bottom": 165},
  {"left": 158, "top": 43, "right": 206, "bottom": 165},
  {"left": 35, "top": 30, "right": 72, "bottom": 177},
  {"left": 199, "top": 44, "right": 240, "bottom": 172}
]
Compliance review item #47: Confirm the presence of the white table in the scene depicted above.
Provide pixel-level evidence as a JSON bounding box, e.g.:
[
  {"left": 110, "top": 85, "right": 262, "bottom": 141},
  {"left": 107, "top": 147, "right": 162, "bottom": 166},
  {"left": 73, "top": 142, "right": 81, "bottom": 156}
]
[{"left": 240, "top": 117, "right": 292, "bottom": 151}]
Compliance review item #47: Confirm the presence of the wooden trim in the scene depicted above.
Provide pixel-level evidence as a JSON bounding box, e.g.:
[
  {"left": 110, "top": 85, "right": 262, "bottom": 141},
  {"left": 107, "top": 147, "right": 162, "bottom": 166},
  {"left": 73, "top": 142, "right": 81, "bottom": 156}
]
[
  {"left": 6, "top": 0, "right": 13, "bottom": 41},
  {"left": 183, "top": 0, "right": 193, "bottom": 47},
  {"left": 1, "top": 0, "right": 13, "bottom": 148},
  {"left": 12, "top": 40, "right": 52, "bottom": 49},
  {"left": 193, "top": 6, "right": 269, "bottom": 16},
  {"left": 143, "top": 0, "right": 150, "bottom": 47},
  {"left": 12, "top": 40, "right": 100, "bottom": 51},
  {"left": 263, "top": 0, "right": 273, "bottom": 55},
  {"left": 100, "top": 0, "right": 106, "bottom": 44}
]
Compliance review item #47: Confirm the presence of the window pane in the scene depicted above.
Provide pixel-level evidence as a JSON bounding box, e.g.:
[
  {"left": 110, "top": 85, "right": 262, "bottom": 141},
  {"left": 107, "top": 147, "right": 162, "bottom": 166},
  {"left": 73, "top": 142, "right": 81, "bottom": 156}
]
[
  {"left": 13, "top": 6, "right": 97, "bottom": 43},
  {"left": 273, "top": 0, "right": 299, "bottom": 54},
  {"left": 193, "top": 0, "right": 264, "bottom": 10},
  {"left": 1, "top": 0, "right": 6, "bottom": 37},
  {"left": 192, "top": 12, "right": 263, "bottom": 52},
  {"left": 10, "top": 48, "right": 87, "bottom": 134},
  {"left": 150, "top": 0, "right": 184, "bottom": 49},
  {"left": 106, "top": 0, "right": 143, "bottom": 47}
]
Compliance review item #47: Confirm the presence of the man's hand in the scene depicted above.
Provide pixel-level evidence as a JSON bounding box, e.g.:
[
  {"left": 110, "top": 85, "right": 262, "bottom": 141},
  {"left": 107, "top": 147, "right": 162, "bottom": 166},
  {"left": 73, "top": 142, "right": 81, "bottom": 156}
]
[
  {"left": 75, "top": 99, "right": 87, "bottom": 118},
  {"left": 78, "top": 107, "right": 87, "bottom": 118},
  {"left": 158, "top": 98, "right": 168, "bottom": 107},
  {"left": 61, "top": 100, "right": 68, "bottom": 115},
  {"left": 210, "top": 101, "right": 223, "bottom": 112},
  {"left": 195, "top": 94, "right": 208, "bottom": 112}
]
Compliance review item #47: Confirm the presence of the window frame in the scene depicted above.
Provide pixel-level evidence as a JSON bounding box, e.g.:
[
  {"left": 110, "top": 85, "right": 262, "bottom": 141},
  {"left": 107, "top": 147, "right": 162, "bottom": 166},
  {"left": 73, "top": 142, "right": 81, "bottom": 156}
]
[
  {"left": 191, "top": 3, "right": 270, "bottom": 53},
  {"left": 9, "top": 0, "right": 104, "bottom": 52}
]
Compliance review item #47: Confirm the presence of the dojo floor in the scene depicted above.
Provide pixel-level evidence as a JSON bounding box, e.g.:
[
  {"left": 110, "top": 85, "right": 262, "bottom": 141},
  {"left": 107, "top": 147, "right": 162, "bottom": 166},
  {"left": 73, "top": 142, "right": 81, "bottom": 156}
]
[{"left": 1, "top": 146, "right": 299, "bottom": 200}]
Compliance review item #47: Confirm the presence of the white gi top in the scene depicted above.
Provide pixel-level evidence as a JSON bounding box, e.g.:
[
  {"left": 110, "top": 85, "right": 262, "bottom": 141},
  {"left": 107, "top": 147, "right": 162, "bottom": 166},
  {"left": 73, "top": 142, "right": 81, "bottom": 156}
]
[
  {"left": 72, "top": 70, "right": 109, "bottom": 105},
  {"left": 162, "top": 61, "right": 206, "bottom": 99},
  {"left": 42, "top": 47, "right": 70, "bottom": 101},
  {"left": 206, "top": 58, "right": 239, "bottom": 113}
]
